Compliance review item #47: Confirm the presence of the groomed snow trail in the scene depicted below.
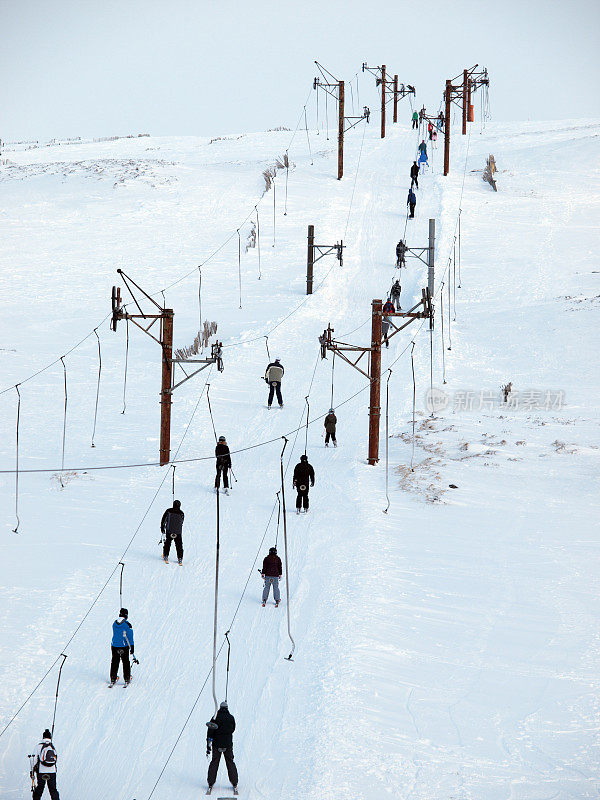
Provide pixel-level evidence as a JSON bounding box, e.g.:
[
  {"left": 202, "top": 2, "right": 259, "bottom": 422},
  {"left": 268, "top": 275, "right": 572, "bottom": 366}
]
[{"left": 0, "top": 118, "right": 599, "bottom": 799}]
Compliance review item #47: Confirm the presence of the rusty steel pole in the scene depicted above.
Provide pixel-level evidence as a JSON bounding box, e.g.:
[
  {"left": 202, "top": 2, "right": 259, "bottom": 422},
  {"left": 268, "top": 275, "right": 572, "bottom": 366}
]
[
  {"left": 467, "top": 78, "right": 473, "bottom": 122},
  {"left": 159, "top": 309, "right": 173, "bottom": 465},
  {"left": 380, "top": 64, "right": 386, "bottom": 138},
  {"left": 462, "top": 69, "right": 468, "bottom": 135},
  {"left": 393, "top": 75, "right": 398, "bottom": 123},
  {"left": 368, "top": 299, "right": 383, "bottom": 465},
  {"left": 337, "top": 80, "right": 344, "bottom": 180},
  {"left": 444, "top": 79, "right": 451, "bottom": 176},
  {"left": 307, "top": 225, "right": 314, "bottom": 294}
]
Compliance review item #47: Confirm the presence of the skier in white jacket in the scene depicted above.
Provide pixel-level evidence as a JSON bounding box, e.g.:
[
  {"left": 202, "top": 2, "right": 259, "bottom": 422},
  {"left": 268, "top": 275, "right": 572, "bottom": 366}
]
[
  {"left": 264, "top": 358, "right": 284, "bottom": 408},
  {"left": 30, "top": 729, "right": 60, "bottom": 799}
]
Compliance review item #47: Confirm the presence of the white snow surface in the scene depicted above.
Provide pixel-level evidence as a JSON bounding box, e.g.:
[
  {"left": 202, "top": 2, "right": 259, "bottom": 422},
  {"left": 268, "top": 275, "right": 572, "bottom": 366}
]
[{"left": 0, "top": 117, "right": 599, "bottom": 799}]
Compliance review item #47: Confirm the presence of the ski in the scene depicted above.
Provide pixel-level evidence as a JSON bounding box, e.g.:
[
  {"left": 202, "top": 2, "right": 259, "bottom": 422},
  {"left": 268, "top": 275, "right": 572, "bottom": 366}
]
[{"left": 206, "top": 788, "right": 212, "bottom": 796}]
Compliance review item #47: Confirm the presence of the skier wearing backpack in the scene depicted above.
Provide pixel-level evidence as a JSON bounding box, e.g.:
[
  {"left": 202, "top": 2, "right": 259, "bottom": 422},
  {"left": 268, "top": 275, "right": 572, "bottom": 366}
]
[
  {"left": 261, "top": 546, "right": 282, "bottom": 606},
  {"left": 390, "top": 279, "right": 401, "bottom": 307},
  {"left": 161, "top": 499, "right": 184, "bottom": 564},
  {"left": 411, "top": 110, "right": 418, "bottom": 129},
  {"left": 109, "top": 608, "right": 137, "bottom": 687},
  {"left": 30, "top": 729, "right": 60, "bottom": 799},
  {"left": 264, "top": 358, "right": 284, "bottom": 408},
  {"left": 324, "top": 408, "right": 337, "bottom": 447},
  {"left": 418, "top": 139, "right": 427, "bottom": 157},
  {"left": 293, "top": 454, "right": 315, "bottom": 513},
  {"left": 407, "top": 188, "right": 417, "bottom": 219},
  {"left": 215, "top": 436, "right": 232, "bottom": 494},
  {"left": 206, "top": 701, "right": 239, "bottom": 794},
  {"left": 410, "top": 161, "right": 419, "bottom": 189}
]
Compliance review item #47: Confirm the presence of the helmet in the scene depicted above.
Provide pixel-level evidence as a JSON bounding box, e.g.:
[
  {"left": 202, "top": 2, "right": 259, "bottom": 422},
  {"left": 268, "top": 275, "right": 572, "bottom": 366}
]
[
  {"left": 218, "top": 436, "right": 226, "bottom": 442},
  {"left": 220, "top": 701, "right": 228, "bottom": 709},
  {"left": 269, "top": 546, "right": 277, "bottom": 554},
  {"left": 173, "top": 499, "right": 181, "bottom": 508},
  {"left": 119, "top": 608, "right": 128, "bottom": 618},
  {"left": 300, "top": 454, "right": 308, "bottom": 462},
  {"left": 329, "top": 408, "right": 334, "bottom": 413}
]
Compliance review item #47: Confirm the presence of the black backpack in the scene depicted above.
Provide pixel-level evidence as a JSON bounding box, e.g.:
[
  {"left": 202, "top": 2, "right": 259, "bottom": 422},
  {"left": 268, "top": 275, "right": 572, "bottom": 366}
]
[{"left": 40, "top": 742, "right": 57, "bottom": 767}]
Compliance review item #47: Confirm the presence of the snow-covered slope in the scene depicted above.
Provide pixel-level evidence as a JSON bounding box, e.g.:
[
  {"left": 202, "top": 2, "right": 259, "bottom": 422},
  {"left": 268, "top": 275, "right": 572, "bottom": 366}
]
[{"left": 0, "top": 116, "right": 599, "bottom": 799}]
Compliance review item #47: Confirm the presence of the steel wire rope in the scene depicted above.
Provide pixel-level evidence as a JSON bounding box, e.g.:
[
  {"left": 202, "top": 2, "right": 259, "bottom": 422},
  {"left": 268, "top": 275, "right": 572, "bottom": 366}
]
[
  {"left": 0, "top": 365, "right": 214, "bottom": 740},
  {"left": 343, "top": 118, "right": 368, "bottom": 239},
  {"left": 59, "top": 357, "right": 68, "bottom": 488},
  {"left": 440, "top": 282, "right": 447, "bottom": 384},
  {"left": 237, "top": 229, "right": 242, "bottom": 308}
]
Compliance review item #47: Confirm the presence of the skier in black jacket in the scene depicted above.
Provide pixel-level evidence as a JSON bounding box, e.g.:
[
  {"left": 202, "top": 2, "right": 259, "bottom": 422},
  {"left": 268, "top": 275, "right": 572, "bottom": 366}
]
[
  {"left": 410, "top": 160, "right": 419, "bottom": 189},
  {"left": 215, "top": 436, "right": 232, "bottom": 494},
  {"left": 396, "top": 239, "right": 407, "bottom": 268},
  {"left": 206, "top": 702, "right": 238, "bottom": 793},
  {"left": 161, "top": 499, "right": 184, "bottom": 564},
  {"left": 293, "top": 454, "right": 315, "bottom": 513}
]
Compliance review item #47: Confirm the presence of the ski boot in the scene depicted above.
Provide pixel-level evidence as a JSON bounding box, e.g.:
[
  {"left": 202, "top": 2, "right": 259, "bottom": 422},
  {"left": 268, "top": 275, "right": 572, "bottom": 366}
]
[
  {"left": 224, "top": 488, "right": 229, "bottom": 495},
  {"left": 178, "top": 558, "right": 183, "bottom": 566},
  {"left": 163, "top": 555, "right": 169, "bottom": 564},
  {"left": 261, "top": 601, "right": 266, "bottom": 607}
]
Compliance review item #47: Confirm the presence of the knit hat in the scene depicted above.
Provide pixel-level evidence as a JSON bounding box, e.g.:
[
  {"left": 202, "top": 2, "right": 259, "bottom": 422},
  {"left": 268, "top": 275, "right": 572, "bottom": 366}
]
[
  {"left": 220, "top": 701, "right": 228, "bottom": 708},
  {"left": 329, "top": 408, "right": 334, "bottom": 413},
  {"left": 269, "top": 546, "right": 277, "bottom": 555},
  {"left": 218, "top": 436, "right": 226, "bottom": 442},
  {"left": 43, "top": 729, "right": 52, "bottom": 739},
  {"left": 173, "top": 499, "right": 181, "bottom": 509},
  {"left": 119, "top": 608, "right": 128, "bottom": 618},
  {"left": 300, "top": 454, "right": 308, "bottom": 462}
]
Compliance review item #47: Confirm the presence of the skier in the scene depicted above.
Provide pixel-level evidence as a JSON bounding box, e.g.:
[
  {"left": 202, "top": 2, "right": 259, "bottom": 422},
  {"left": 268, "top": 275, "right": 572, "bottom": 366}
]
[
  {"left": 261, "top": 546, "right": 282, "bottom": 606},
  {"left": 390, "top": 279, "right": 401, "bottom": 307},
  {"left": 264, "top": 357, "right": 284, "bottom": 408},
  {"left": 29, "top": 729, "right": 60, "bottom": 800},
  {"left": 407, "top": 188, "right": 417, "bottom": 219},
  {"left": 438, "top": 110, "right": 445, "bottom": 129},
  {"left": 109, "top": 608, "right": 137, "bottom": 687},
  {"left": 382, "top": 299, "right": 395, "bottom": 348},
  {"left": 418, "top": 140, "right": 427, "bottom": 157},
  {"left": 206, "top": 701, "right": 238, "bottom": 794},
  {"left": 432, "top": 128, "right": 438, "bottom": 142},
  {"left": 215, "top": 435, "right": 232, "bottom": 494},
  {"left": 411, "top": 110, "right": 418, "bottom": 129},
  {"left": 293, "top": 454, "right": 315, "bottom": 513},
  {"left": 428, "top": 121, "right": 434, "bottom": 140},
  {"left": 395, "top": 239, "right": 407, "bottom": 268},
  {"left": 324, "top": 408, "right": 337, "bottom": 447},
  {"left": 161, "top": 499, "right": 184, "bottom": 565},
  {"left": 418, "top": 149, "right": 428, "bottom": 168},
  {"left": 410, "top": 160, "right": 419, "bottom": 189}
]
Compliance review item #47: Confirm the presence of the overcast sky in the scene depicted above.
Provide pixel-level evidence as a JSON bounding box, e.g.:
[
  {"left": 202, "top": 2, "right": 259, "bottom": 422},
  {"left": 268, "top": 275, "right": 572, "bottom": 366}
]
[{"left": 1, "top": 0, "right": 599, "bottom": 142}]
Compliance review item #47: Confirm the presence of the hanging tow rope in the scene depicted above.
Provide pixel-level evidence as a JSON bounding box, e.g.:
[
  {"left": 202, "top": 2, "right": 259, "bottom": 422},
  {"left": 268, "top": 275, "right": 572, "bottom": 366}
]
[
  {"left": 272, "top": 175, "right": 276, "bottom": 248},
  {"left": 458, "top": 210, "right": 462, "bottom": 287},
  {"left": 284, "top": 150, "right": 289, "bottom": 215},
  {"left": 198, "top": 267, "right": 202, "bottom": 346},
  {"left": 91, "top": 328, "right": 101, "bottom": 447},
  {"left": 50, "top": 654, "right": 67, "bottom": 738},
  {"left": 428, "top": 324, "right": 434, "bottom": 419},
  {"left": 447, "top": 277, "right": 452, "bottom": 351},
  {"left": 237, "top": 228, "right": 242, "bottom": 309},
  {"left": 453, "top": 244, "right": 457, "bottom": 319},
  {"left": 410, "top": 342, "right": 416, "bottom": 471},
  {"left": 264, "top": 335, "right": 270, "bottom": 362},
  {"left": 122, "top": 316, "right": 129, "bottom": 414},
  {"left": 206, "top": 384, "right": 218, "bottom": 443},
  {"left": 12, "top": 384, "right": 20, "bottom": 533},
  {"left": 330, "top": 351, "right": 335, "bottom": 409},
  {"left": 304, "top": 396, "right": 310, "bottom": 455},
  {"left": 440, "top": 282, "right": 447, "bottom": 385},
  {"left": 279, "top": 437, "right": 295, "bottom": 661},
  {"left": 304, "top": 107, "right": 313, "bottom": 166},
  {"left": 256, "top": 207, "right": 262, "bottom": 280},
  {"left": 171, "top": 464, "right": 176, "bottom": 501},
  {"left": 274, "top": 489, "right": 281, "bottom": 548},
  {"left": 224, "top": 630, "right": 231, "bottom": 703},
  {"left": 383, "top": 369, "right": 392, "bottom": 514},
  {"left": 316, "top": 86, "right": 319, "bottom": 135},
  {"left": 210, "top": 488, "right": 221, "bottom": 719},
  {"left": 118, "top": 562, "right": 125, "bottom": 608},
  {"left": 59, "top": 356, "right": 68, "bottom": 488}
]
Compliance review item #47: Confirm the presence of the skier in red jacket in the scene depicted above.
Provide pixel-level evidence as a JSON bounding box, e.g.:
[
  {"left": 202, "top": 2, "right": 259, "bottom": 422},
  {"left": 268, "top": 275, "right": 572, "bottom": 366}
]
[{"left": 261, "top": 547, "right": 282, "bottom": 607}]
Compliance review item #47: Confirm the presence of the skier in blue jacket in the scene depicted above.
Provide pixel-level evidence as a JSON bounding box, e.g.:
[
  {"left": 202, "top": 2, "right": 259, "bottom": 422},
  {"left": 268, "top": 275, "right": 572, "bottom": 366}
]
[{"left": 109, "top": 608, "right": 137, "bottom": 686}]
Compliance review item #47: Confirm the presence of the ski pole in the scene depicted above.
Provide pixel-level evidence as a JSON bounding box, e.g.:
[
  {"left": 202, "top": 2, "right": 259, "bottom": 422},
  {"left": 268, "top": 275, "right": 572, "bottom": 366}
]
[
  {"left": 28, "top": 755, "right": 36, "bottom": 795},
  {"left": 229, "top": 467, "right": 238, "bottom": 483}
]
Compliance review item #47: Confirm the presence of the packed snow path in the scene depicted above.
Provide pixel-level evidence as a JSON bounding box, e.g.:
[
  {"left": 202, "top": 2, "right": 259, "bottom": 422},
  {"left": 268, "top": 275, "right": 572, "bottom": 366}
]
[{"left": 0, "top": 118, "right": 599, "bottom": 799}]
